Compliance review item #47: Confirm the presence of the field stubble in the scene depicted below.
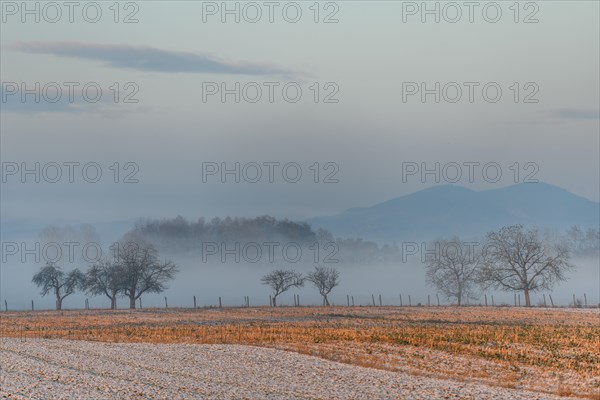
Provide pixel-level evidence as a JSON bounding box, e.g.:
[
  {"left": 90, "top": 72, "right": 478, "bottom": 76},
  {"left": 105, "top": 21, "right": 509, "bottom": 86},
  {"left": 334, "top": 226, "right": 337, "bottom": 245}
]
[{"left": 1, "top": 306, "right": 598, "bottom": 399}]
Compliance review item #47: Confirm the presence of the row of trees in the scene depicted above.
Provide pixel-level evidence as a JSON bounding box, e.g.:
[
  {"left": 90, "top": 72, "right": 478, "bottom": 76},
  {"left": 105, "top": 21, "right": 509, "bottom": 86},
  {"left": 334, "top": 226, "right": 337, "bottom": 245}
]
[
  {"left": 261, "top": 266, "right": 340, "bottom": 306},
  {"left": 424, "top": 225, "right": 574, "bottom": 307},
  {"left": 131, "top": 216, "right": 599, "bottom": 260},
  {"left": 31, "top": 225, "right": 577, "bottom": 310},
  {"left": 32, "top": 241, "right": 178, "bottom": 310}
]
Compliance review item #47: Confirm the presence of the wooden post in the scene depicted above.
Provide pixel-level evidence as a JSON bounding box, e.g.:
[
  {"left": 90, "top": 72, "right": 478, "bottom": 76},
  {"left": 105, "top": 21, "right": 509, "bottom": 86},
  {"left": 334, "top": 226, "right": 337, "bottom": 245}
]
[
  {"left": 491, "top": 295, "right": 495, "bottom": 306},
  {"left": 31, "top": 300, "right": 34, "bottom": 311},
  {"left": 428, "top": 294, "right": 430, "bottom": 307},
  {"left": 193, "top": 296, "right": 197, "bottom": 309},
  {"left": 379, "top": 294, "right": 382, "bottom": 307},
  {"left": 297, "top": 294, "right": 300, "bottom": 306},
  {"left": 548, "top": 294, "right": 555, "bottom": 308},
  {"left": 347, "top": 295, "right": 350, "bottom": 307},
  {"left": 269, "top": 295, "right": 272, "bottom": 307},
  {"left": 164, "top": 296, "right": 168, "bottom": 308},
  {"left": 436, "top": 294, "right": 440, "bottom": 306},
  {"left": 219, "top": 296, "right": 222, "bottom": 308},
  {"left": 584, "top": 293, "right": 587, "bottom": 308},
  {"left": 573, "top": 294, "right": 577, "bottom": 307},
  {"left": 4, "top": 300, "right": 7, "bottom": 311},
  {"left": 372, "top": 294, "right": 376, "bottom": 306},
  {"left": 139, "top": 297, "right": 142, "bottom": 309},
  {"left": 351, "top": 296, "right": 354, "bottom": 306},
  {"left": 518, "top": 294, "right": 521, "bottom": 307},
  {"left": 484, "top": 294, "right": 488, "bottom": 307},
  {"left": 247, "top": 296, "right": 250, "bottom": 307},
  {"left": 514, "top": 293, "right": 517, "bottom": 306},
  {"left": 399, "top": 294, "right": 402, "bottom": 307},
  {"left": 408, "top": 295, "right": 412, "bottom": 307}
]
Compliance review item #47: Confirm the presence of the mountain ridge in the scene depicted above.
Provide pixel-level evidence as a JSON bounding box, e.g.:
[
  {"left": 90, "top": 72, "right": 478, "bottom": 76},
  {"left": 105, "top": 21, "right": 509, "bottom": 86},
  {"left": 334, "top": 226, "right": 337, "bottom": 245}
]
[{"left": 307, "top": 182, "right": 599, "bottom": 243}]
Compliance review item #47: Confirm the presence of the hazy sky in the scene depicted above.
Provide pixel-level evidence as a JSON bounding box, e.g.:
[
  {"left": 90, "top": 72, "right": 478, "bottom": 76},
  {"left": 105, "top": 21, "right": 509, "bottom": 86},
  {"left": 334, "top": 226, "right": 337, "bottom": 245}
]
[
  {"left": 1, "top": 1, "right": 599, "bottom": 226},
  {"left": 1, "top": 1, "right": 599, "bottom": 310}
]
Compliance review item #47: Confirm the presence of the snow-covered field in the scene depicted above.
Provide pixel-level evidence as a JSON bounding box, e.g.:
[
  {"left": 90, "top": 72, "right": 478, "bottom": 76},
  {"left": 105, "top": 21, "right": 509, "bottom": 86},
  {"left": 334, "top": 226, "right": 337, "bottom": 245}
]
[{"left": 0, "top": 338, "right": 577, "bottom": 400}]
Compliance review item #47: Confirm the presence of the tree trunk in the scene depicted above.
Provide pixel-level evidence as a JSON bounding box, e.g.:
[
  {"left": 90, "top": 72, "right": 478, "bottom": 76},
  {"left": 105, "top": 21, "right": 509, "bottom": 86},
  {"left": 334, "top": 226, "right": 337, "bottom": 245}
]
[
  {"left": 272, "top": 295, "right": 277, "bottom": 307},
  {"left": 524, "top": 288, "right": 531, "bottom": 307},
  {"left": 110, "top": 294, "right": 117, "bottom": 310},
  {"left": 129, "top": 295, "right": 136, "bottom": 309},
  {"left": 56, "top": 296, "right": 62, "bottom": 311},
  {"left": 323, "top": 295, "right": 330, "bottom": 306}
]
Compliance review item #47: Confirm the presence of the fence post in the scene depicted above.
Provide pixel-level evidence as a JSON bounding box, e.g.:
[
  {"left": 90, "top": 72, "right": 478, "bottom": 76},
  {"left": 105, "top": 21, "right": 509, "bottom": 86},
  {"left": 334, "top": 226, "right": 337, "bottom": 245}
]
[
  {"left": 408, "top": 295, "right": 411, "bottom": 307},
  {"left": 372, "top": 294, "right": 376, "bottom": 306},
  {"left": 491, "top": 295, "right": 494, "bottom": 306},
  {"left": 139, "top": 297, "right": 142, "bottom": 309},
  {"left": 4, "top": 300, "right": 7, "bottom": 311},
  {"left": 428, "top": 294, "right": 430, "bottom": 307},
  {"left": 31, "top": 300, "right": 34, "bottom": 311},
  {"left": 347, "top": 295, "right": 350, "bottom": 307},
  {"left": 269, "top": 295, "right": 272, "bottom": 307},
  {"left": 193, "top": 296, "right": 197, "bottom": 309},
  {"left": 436, "top": 294, "right": 440, "bottom": 306},
  {"left": 379, "top": 294, "right": 382, "bottom": 307},
  {"left": 584, "top": 293, "right": 587, "bottom": 308},
  {"left": 165, "top": 297, "right": 168, "bottom": 308},
  {"left": 518, "top": 294, "right": 521, "bottom": 307},
  {"left": 484, "top": 294, "right": 488, "bottom": 307},
  {"left": 219, "top": 296, "right": 222, "bottom": 308},
  {"left": 351, "top": 296, "right": 354, "bottom": 306},
  {"left": 548, "top": 294, "right": 555, "bottom": 308},
  {"left": 573, "top": 294, "right": 576, "bottom": 307},
  {"left": 514, "top": 293, "right": 517, "bottom": 306},
  {"left": 399, "top": 294, "right": 402, "bottom": 307}
]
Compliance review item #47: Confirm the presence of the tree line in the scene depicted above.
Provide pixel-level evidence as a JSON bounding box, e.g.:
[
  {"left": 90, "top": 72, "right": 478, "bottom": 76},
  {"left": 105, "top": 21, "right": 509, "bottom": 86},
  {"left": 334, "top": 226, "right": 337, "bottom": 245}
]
[
  {"left": 31, "top": 225, "right": 578, "bottom": 309},
  {"left": 129, "top": 216, "right": 598, "bottom": 262},
  {"left": 32, "top": 238, "right": 178, "bottom": 310}
]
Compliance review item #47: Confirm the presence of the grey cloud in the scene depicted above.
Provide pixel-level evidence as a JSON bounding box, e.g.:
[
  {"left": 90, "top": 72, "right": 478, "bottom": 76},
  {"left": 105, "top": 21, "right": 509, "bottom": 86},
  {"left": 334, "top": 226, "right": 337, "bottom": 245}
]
[{"left": 10, "top": 41, "right": 297, "bottom": 77}]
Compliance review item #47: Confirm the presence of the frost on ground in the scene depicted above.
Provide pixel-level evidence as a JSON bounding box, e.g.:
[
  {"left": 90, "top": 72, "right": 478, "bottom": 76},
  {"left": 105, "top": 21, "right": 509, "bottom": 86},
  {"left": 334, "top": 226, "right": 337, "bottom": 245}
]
[{"left": 0, "top": 338, "right": 577, "bottom": 400}]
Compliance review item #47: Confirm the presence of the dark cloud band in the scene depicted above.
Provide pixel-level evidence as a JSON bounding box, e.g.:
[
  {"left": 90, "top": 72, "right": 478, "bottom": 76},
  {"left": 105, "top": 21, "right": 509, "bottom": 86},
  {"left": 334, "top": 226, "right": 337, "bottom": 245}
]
[{"left": 10, "top": 41, "right": 295, "bottom": 76}]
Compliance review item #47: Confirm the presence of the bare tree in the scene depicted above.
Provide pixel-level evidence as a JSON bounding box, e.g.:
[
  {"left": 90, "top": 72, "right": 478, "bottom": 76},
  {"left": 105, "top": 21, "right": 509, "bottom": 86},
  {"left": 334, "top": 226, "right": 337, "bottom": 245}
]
[
  {"left": 261, "top": 269, "right": 304, "bottom": 306},
  {"left": 31, "top": 262, "right": 84, "bottom": 310},
  {"left": 306, "top": 266, "right": 340, "bottom": 306},
  {"left": 480, "top": 225, "right": 574, "bottom": 307},
  {"left": 84, "top": 259, "right": 124, "bottom": 309},
  {"left": 424, "top": 237, "right": 481, "bottom": 306},
  {"left": 113, "top": 240, "right": 179, "bottom": 309}
]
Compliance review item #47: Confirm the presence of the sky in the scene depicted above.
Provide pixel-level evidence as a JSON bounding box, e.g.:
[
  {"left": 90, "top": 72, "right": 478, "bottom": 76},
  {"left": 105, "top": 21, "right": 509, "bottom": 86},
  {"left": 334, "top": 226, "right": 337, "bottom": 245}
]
[{"left": 1, "top": 1, "right": 599, "bottom": 308}]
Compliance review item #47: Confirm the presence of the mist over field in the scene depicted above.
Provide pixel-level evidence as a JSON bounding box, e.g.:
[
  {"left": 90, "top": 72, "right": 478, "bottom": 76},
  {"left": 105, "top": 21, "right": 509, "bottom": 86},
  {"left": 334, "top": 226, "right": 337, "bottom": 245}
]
[
  {"left": 0, "top": 0, "right": 598, "bottom": 312},
  {"left": 1, "top": 195, "right": 598, "bottom": 311},
  {"left": 2, "top": 2, "right": 600, "bottom": 399}
]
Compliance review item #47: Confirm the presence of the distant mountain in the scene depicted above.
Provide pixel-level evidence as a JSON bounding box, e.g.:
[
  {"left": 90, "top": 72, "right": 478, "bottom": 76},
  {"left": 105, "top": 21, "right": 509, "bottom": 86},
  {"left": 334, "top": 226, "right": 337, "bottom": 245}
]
[{"left": 307, "top": 183, "right": 600, "bottom": 243}]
